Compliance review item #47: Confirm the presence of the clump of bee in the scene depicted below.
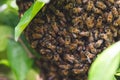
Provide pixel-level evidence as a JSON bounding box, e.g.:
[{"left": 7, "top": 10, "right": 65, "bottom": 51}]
[{"left": 17, "top": 0, "right": 120, "bottom": 80}]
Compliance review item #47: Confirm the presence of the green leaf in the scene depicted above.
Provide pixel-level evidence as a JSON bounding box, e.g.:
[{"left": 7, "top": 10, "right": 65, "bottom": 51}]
[
  {"left": 0, "top": 0, "right": 7, "bottom": 6},
  {"left": 116, "top": 68, "right": 120, "bottom": 73},
  {"left": 88, "top": 41, "right": 120, "bottom": 80},
  {"left": 0, "top": 36, "right": 8, "bottom": 51},
  {"left": 116, "top": 73, "right": 120, "bottom": 76},
  {"left": 26, "top": 69, "right": 40, "bottom": 80},
  {"left": 0, "top": 25, "right": 12, "bottom": 51},
  {"left": 7, "top": 39, "right": 33, "bottom": 80},
  {"left": 0, "top": 0, "right": 19, "bottom": 27},
  {"left": 115, "top": 72, "right": 120, "bottom": 80},
  {"left": 0, "top": 59, "right": 9, "bottom": 66},
  {"left": 15, "top": 0, "right": 45, "bottom": 41},
  {"left": 115, "top": 68, "right": 120, "bottom": 80}
]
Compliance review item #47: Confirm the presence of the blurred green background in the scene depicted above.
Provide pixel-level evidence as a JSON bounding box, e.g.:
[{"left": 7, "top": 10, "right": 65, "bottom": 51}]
[{"left": 0, "top": 0, "right": 38, "bottom": 80}]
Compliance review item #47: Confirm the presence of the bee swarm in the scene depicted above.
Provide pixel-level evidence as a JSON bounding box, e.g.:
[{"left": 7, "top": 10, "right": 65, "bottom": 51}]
[{"left": 17, "top": 0, "right": 120, "bottom": 80}]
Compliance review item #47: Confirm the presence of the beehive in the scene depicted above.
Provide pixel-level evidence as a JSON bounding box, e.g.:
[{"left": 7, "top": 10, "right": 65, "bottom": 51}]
[{"left": 17, "top": 0, "right": 120, "bottom": 80}]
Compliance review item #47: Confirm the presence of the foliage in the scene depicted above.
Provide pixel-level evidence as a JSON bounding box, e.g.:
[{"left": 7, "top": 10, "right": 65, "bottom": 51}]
[
  {"left": 15, "top": 0, "right": 45, "bottom": 41},
  {"left": 0, "top": 0, "right": 35, "bottom": 80},
  {"left": 7, "top": 39, "right": 33, "bottom": 80},
  {"left": 88, "top": 41, "right": 120, "bottom": 80},
  {"left": 0, "top": 26, "right": 12, "bottom": 51},
  {"left": 0, "top": 0, "right": 18, "bottom": 27}
]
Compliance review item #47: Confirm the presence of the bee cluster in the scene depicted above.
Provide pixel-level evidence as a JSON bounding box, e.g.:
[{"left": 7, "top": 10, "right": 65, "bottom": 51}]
[{"left": 17, "top": 0, "right": 120, "bottom": 80}]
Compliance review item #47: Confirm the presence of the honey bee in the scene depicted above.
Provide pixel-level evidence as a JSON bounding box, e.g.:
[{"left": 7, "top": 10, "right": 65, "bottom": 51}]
[
  {"left": 34, "top": 18, "right": 45, "bottom": 24},
  {"left": 61, "top": 70, "right": 68, "bottom": 75},
  {"left": 64, "top": 54, "right": 75, "bottom": 63},
  {"left": 46, "top": 53, "right": 53, "bottom": 59},
  {"left": 43, "top": 25, "right": 48, "bottom": 32},
  {"left": 116, "top": 0, "right": 120, "bottom": 5},
  {"left": 60, "top": 20, "right": 66, "bottom": 27},
  {"left": 59, "top": 64, "right": 71, "bottom": 70},
  {"left": 62, "top": 16, "right": 67, "bottom": 22},
  {"left": 45, "top": 34, "right": 52, "bottom": 40},
  {"left": 51, "top": 16, "right": 56, "bottom": 22},
  {"left": 83, "top": 64, "right": 89, "bottom": 72},
  {"left": 85, "top": 15, "right": 94, "bottom": 28},
  {"left": 80, "top": 52, "right": 87, "bottom": 61},
  {"left": 91, "top": 48, "right": 97, "bottom": 54},
  {"left": 105, "top": 41, "right": 112, "bottom": 47},
  {"left": 56, "top": 46, "right": 63, "bottom": 53},
  {"left": 96, "top": 1, "right": 106, "bottom": 10},
  {"left": 94, "top": 30, "right": 98, "bottom": 40},
  {"left": 96, "top": 16, "right": 103, "bottom": 28},
  {"left": 76, "top": 0, "right": 82, "bottom": 4},
  {"left": 89, "top": 33, "right": 94, "bottom": 42},
  {"left": 65, "top": 3, "right": 73, "bottom": 10},
  {"left": 100, "top": 33, "right": 108, "bottom": 41},
  {"left": 85, "top": 51, "right": 95, "bottom": 62},
  {"left": 107, "top": 12, "right": 113, "bottom": 23},
  {"left": 79, "top": 31, "right": 90, "bottom": 37},
  {"left": 53, "top": 54, "right": 60, "bottom": 61},
  {"left": 49, "top": 31, "right": 56, "bottom": 37},
  {"left": 72, "top": 68, "right": 84, "bottom": 74},
  {"left": 73, "top": 7, "right": 82, "bottom": 14},
  {"left": 82, "top": 0, "right": 88, "bottom": 3},
  {"left": 47, "top": 43, "right": 56, "bottom": 51},
  {"left": 74, "top": 39, "right": 84, "bottom": 46},
  {"left": 95, "top": 40, "right": 103, "bottom": 48},
  {"left": 86, "top": 1, "right": 94, "bottom": 11},
  {"left": 105, "top": 28, "right": 112, "bottom": 36},
  {"left": 40, "top": 49, "right": 50, "bottom": 55},
  {"left": 110, "top": 26, "right": 117, "bottom": 37},
  {"left": 75, "top": 39, "right": 84, "bottom": 45},
  {"left": 69, "top": 26, "right": 80, "bottom": 33},
  {"left": 65, "top": 36, "right": 71, "bottom": 45},
  {"left": 72, "top": 33, "right": 77, "bottom": 38},
  {"left": 59, "top": 29, "right": 67, "bottom": 36},
  {"left": 82, "top": 13, "right": 87, "bottom": 20},
  {"left": 74, "top": 63, "right": 83, "bottom": 68},
  {"left": 56, "top": 10, "right": 64, "bottom": 17},
  {"left": 31, "top": 40, "right": 38, "bottom": 48},
  {"left": 77, "top": 46, "right": 82, "bottom": 51},
  {"left": 113, "top": 16, "right": 120, "bottom": 26},
  {"left": 89, "top": 43, "right": 96, "bottom": 54},
  {"left": 57, "top": 37, "right": 65, "bottom": 45},
  {"left": 51, "top": 22, "right": 59, "bottom": 33},
  {"left": 40, "top": 40, "right": 45, "bottom": 47},
  {"left": 57, "top": 0, "right": 64, "bottom": 5},
  {"left": 69, "top": 43, "right": 77, "bottom": 50},
  {"left": 72, "top": 16, "right": 83, "bottom": 26},
  {"left": 46, "top": 14, "right": 50, "bottom": 23},
  {"left": 93, "top": 7, "right": 103, "bottom": 14},
  {"left": 85, "top": 55, "right": 91, "bottom": 63},
  {"left": 35, "top": 26, "right": 44, "bottom": 34},
  {"left": 111, "top": 6, "right": 119, "bottom": 17},
  {"left": 32, "top": 33, "right": 42, "bottom": 39},
  {"left": 89, "top": 43, "right": 94, "bottom": 50},
  {"left": 107, "top": 0, "right": 114, "bottom": 3}
]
